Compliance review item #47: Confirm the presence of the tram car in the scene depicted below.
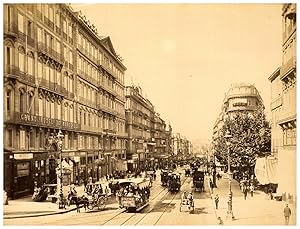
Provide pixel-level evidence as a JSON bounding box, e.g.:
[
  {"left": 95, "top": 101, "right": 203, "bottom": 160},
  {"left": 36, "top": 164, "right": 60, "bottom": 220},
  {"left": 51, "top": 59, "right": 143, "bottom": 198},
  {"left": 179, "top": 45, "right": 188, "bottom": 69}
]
[
  {"left": 119, "top": 178, "right": 151, "bottom": 212},
  {"left": 168, "top": 173, "right": 181, "bottom": 192},
  {"left": 193, "top": 170, "right": 205, "bottom": 192},
  {"left": 161, "top": 170, "right": 170, "bottom": 186}
]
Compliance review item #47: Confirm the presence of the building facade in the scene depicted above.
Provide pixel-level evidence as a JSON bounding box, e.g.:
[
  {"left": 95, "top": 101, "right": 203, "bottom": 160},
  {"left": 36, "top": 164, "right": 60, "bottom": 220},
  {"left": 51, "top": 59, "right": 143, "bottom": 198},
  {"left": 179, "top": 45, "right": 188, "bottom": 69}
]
[
  {"left": 212, "top": 83, "right": 265, "bottom": 139},
  {"left": 125, "top": 86, "right": 155, "bottom": 171},
  {"left": 3, "top": 3, "right": 127, "bottom": 198},
  {"left": 268, "top": 3, "right": 296, "bottom": 202}
]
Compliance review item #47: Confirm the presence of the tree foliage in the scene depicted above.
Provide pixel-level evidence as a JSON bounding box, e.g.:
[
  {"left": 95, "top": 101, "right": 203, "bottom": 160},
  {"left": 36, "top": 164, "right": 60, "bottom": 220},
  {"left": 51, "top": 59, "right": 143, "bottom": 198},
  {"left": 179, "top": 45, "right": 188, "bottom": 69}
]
[{"left": 213, "top": 110, "right": 271, "bottom": 173}]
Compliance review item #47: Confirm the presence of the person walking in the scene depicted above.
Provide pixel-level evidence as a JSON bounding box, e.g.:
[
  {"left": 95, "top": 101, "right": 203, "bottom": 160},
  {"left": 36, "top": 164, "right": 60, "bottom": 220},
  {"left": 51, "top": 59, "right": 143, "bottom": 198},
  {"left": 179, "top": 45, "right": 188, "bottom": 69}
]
[
  {"left": 283, "top": 204, "right": 292, "bottom": 225},
  {"left": 243, "top": 186, "right": 248, "bottom": 200},
  {"left": 250, "top": 184, "right": 254, "bottom": 197},
  {"left": 214, "top": 194, "right": 219, "bottom": 210}
]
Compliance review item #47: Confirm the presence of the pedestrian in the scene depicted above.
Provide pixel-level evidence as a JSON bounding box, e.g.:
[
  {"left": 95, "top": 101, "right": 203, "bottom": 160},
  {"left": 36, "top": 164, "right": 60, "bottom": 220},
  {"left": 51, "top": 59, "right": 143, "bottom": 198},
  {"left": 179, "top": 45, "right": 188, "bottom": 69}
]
[
  {"left": 214, "top": 194, "right": 219, "bottom": 210},
  {"left": 75, "top": 197, "right": 80, "bottom": 213},
  {"left": 82, "top": 195, "right": 89, "bottom": 211},
  {"left": 250, "top": 184, "right": 254, "bottom": 197},
  {"left": 283, "top": 204, "right": 292, "bottom": 225},
  {"left": 243, "top": 186, "right": 248, "bottom": 200}
]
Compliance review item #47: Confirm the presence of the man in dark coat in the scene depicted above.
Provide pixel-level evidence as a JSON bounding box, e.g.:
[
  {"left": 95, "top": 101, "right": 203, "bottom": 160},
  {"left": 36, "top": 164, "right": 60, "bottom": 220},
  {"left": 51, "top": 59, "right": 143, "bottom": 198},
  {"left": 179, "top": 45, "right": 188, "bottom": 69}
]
[{"left": 284, "top": 204, "right": 292, "bottom": 225}]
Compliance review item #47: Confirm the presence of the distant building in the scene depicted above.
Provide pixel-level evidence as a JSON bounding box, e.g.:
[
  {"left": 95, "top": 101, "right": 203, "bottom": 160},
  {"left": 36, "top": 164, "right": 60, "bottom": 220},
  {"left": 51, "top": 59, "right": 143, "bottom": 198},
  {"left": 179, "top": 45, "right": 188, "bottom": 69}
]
[
  {"left": 125, "top": 86, "right": 155, "bottom": 171},
  {"left": 268, "top": 3, "right": 296, "bottom": 203}
]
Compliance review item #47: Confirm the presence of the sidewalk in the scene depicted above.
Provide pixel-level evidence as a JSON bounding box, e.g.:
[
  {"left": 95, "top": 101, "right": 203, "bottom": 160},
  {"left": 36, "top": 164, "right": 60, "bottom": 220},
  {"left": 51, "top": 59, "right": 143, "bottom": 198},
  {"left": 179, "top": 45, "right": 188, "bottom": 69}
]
[
  {"left": 209, "top": 177, "right": 296, "bottom": 225},
  {"left": 3, "top": 182, "right": 117, "bottom": 219}
]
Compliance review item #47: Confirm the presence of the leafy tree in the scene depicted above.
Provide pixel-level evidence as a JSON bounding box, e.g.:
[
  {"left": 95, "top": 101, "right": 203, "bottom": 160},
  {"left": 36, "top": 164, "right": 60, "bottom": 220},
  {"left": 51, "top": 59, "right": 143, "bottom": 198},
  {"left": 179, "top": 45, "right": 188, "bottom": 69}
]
[{"left": 213, "top": 110, "right": 271, "bottom": 179}]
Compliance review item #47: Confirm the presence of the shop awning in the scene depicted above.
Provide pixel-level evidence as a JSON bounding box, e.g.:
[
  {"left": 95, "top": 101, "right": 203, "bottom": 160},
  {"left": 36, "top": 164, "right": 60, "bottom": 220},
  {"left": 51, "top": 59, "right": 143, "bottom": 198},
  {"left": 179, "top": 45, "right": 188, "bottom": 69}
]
[{"left": 254, "top": 156, "right": 278, "bottom": 185}]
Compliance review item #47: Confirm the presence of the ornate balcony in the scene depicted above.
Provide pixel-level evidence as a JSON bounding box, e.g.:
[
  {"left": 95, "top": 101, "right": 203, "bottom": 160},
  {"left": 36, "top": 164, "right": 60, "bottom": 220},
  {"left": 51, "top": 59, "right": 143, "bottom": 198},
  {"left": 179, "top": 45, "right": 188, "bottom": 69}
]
[
  {"left": 27, "top": 35, "right": 35, "bottom": 48},
  {"left": 10, "top": 112, "right": 81, "bottom": 131},
  {"left": 37, "top": 42, "right": 64, "bottom": 65},
  {"left": 280, "top": 56, "right": 296, "bottom": 81},
  {"left": 99, "top": 83, "right": 117, "bottom": 97},
  {"left": 4, "top": 22, "right": 18, "bottom": 38},
  {"left": 18, "top": 30, "right": 26, "bottom": 43},
  {"left": 4, "top": 65, "right": 19, "bottom": 76}
]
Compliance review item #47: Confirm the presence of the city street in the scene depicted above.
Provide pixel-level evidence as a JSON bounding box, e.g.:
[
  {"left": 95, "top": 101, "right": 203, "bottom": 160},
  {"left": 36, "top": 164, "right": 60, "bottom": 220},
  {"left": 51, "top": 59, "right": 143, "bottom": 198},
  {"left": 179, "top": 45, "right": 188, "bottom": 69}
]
[
  {"left": 4, "top": 169, "right": 216, "bottom": 226},
  {"left": 4, "top": 169, "right": 297, "bottom": 226}
]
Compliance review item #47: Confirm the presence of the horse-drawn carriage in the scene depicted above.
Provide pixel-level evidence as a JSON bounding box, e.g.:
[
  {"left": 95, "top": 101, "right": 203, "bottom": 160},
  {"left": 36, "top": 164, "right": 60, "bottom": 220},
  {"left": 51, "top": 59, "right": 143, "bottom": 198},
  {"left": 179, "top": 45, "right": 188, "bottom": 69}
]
[
  {"left": 193, "top": 170, "right": 205, "bottom": 192},
  {"left": 168, "top": 173, "right": 181, "bottom": 192},
  {"left": 161, "top": 170, "right": 170, "bottom": 186},
  {"left": 119, "top": 178, "right": 151, "bottom": 212},
  {"left": 84, "top": 182, "right": 109, "bottom": 211}
]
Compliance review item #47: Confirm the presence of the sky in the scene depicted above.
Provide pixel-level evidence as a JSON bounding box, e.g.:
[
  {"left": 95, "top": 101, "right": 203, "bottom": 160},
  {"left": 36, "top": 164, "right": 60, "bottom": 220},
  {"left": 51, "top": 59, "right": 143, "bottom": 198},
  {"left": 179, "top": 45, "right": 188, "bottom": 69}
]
[{"left": 72, "top": 3, "right": 283, "bottom": 141}]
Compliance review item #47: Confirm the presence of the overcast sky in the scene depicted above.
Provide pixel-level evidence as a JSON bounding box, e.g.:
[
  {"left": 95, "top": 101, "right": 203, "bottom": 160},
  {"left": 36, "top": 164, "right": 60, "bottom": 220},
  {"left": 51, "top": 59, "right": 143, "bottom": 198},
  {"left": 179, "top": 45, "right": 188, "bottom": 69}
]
[{"left": 72, "top": 3, "right": 282, "bottom": 141}]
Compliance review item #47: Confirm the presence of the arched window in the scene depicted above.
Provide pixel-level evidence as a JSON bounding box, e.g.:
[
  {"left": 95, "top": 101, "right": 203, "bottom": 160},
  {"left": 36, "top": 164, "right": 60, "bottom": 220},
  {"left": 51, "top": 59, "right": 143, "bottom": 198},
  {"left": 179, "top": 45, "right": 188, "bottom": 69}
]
[
  {"left": 28, "top": 91, "right": 34, "bottom": 115},
  {"left": 19, "top": 89, "right": 26, "bottom": 113},
  {"left": 18, "top": 48, "right": 25, "bottom": 72},
  {"left": 57, "top": 102, "right": 61, "bottom": 119},
  {"left": 27, "top": 53, "right": 34, "bottom": 76}
]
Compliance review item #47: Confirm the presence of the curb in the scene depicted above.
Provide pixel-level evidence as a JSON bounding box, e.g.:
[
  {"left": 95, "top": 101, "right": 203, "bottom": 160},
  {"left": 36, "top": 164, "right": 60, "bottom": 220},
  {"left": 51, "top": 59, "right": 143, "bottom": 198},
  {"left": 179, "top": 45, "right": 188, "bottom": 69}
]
[
  {"left": 205, "top": 176, "right": 221, "bottom": 225},
  {"left": 4, "top": 206, "right": 78, "bottom": 220}
]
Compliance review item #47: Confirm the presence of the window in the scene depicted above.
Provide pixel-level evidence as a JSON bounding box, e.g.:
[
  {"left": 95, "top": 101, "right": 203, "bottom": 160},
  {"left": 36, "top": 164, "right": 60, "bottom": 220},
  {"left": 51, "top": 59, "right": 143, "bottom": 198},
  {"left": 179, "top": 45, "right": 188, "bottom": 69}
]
[
  {"left": 28, "top": 94, "right": 34, "bottom": 115},
  {"left": 28, "top": 56, "right": 34, "bottom": 76},
  {"left": 64, "top": 105, "right": 68, "bottom": 121},
  {"left": 50, "top": 102, "right": 55, "bottom": 119},
  {"left": 56, "top": 39, "right": 61, "bottom": 54},
  {"left": 6, "top": 91, "right": 11, "bottom": 113},
  {"left": 50, "top": 67, "right": 54, "bottom": 83},
  {"left": 6, "top": 46, "right": 11, "bottom": 66},
  {"left": 69, "top": 49, "right": 73, "bottom": 65},
  {"left": 39, "top": 131, "right": 44, "bottom": 148},
  {"left": 63, "top": 19, "right": 67, "bottom": 33},
  {"left": 57, "top": 71, "right": 61, "bottom": 86},
  {"left": 56, "top": 12, "right": 60, "bottom": 27},
  {"left": 18, "top": 13, "right": 24, "bottom": 32},
  {"left": 29, "top": 131, "right": 35, "bottom": 148},
  {"left": 7, "top": 129, "right": 13, "bottom": 147},
  {"left": 27, "top": 21, "right": 33, "bottom": 38},
  {"left": 20, "top": 130, "right": 26, "bottom": 149},
  {"left": 57, "top": 103, "right": 61, "bottom": 119},
  {"left": 37, "top": 27, "right": 42, "bottom": 43},
  {"left": 49, "top": 6, "right": 54, "bottom": 22},
  {"left": 19, "top": 52, "right": 25, "bottom": 72},
  {"left": 70, "top": 106, "right": 73, "bottom": 122},
  {"left": 68, "top": 23, "right": 72, "bottom": 38},
  {"left": 20, "top": 92, "right": 25, "bottom": 113},
  {"left": 38, "top": 98, "right": 43, "bottom": 116}
]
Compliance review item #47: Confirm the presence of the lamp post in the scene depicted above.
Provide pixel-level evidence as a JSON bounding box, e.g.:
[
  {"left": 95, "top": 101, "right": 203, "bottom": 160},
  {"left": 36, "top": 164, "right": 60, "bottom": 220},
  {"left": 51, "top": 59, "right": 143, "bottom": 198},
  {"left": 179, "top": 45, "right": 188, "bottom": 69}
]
[
  {"left": 48, "top": 129, "right": 64, "bottom": 209},
  {"left": 224, "top": 130, "right": 234, "bottom": 220}
]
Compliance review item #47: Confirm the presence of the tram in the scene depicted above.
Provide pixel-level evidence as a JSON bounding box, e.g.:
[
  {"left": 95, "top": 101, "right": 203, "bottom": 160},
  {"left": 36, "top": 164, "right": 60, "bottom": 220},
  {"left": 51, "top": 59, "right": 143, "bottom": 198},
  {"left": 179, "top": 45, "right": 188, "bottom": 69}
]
[{"left": 119, "top": 178, "right": 151, "bottom": 212}]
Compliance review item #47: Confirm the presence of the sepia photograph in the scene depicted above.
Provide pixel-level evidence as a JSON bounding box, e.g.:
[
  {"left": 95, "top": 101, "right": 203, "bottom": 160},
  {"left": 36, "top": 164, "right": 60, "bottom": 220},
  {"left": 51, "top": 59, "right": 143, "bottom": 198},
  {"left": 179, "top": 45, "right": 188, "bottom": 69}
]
[{"left": 2, "top": 1, "right": 297, "bottom": 226}]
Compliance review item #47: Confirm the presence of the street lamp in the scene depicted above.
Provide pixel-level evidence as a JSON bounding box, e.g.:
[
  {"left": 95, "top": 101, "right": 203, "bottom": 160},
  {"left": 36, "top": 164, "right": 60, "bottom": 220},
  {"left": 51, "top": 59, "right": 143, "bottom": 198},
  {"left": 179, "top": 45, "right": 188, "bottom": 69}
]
[
  {"left": 224, "top": 130, "right": 234, "bottom": 220},
  {"left": 48, "top": 129, "right": 64, "bottom": 209}
]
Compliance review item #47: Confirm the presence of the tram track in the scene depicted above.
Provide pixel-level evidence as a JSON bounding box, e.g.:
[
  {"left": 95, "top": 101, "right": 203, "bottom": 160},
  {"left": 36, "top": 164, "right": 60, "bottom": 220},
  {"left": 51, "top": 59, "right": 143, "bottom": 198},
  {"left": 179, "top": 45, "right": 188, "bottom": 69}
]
[
  {"left": 134, "top": 175, "right": 189, "bottom": 226},
  {"left": 101, "top": 171, "right": 189, "bottom": 226},
  {"left": 100, "top": 180, "right": 168, "bottom": 226}
]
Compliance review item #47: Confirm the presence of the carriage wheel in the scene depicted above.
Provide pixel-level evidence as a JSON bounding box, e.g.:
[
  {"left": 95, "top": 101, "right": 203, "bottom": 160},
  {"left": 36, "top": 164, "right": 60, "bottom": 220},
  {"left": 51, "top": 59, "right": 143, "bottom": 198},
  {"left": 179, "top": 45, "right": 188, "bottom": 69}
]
[
  {"left": 97, "top": 196, "right": 106, "bottom": 211},
  {"left": 87, "top": 200, "right": 94, "bottom": 210}
]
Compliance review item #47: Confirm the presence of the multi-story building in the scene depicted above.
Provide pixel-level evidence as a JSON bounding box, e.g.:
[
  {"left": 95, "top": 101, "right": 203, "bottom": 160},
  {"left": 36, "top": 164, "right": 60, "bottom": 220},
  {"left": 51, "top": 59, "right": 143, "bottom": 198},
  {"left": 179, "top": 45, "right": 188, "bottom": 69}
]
[
  {"left": 212, "top": 83, "right": 265, "bottom": 141},
  {"left": 125, "top": 86, "right": 155, "bottom": 171},
  {"left": 153, "top": 113, "right": 167, "bottom": 159},
  {"left": 3, "top": 4, "right": 127, "bottom": 198},
  {"left": 268, "top": 3, "right": 296, "bottom": 203}
]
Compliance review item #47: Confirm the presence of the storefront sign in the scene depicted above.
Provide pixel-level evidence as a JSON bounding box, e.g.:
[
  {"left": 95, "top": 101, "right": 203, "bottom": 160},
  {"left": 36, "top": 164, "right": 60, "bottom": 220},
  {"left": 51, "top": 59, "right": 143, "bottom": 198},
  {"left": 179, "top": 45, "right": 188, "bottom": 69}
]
[
  {"left": 14, "top": 153, "right": 33, "bottom": 160},
  {"left": 80, "top": 152, "right": 86, "bottom": 156},
  {"left": 132, "top": 154, "right": 139, "bottom": 159},
  {"left": 69, "top": 152, "right": 75, "bottom": 157}
]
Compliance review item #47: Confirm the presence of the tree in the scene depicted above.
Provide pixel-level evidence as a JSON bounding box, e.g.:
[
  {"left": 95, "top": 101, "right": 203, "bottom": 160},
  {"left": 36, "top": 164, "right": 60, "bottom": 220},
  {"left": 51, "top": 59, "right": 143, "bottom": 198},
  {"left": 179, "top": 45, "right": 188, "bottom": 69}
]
[{"left": 213, "top": 110, "right": 271, "bottom": 179}]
